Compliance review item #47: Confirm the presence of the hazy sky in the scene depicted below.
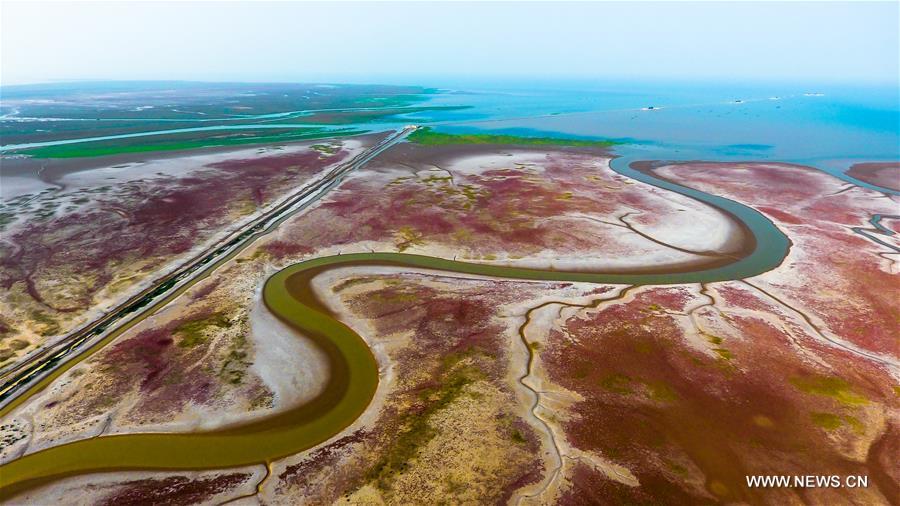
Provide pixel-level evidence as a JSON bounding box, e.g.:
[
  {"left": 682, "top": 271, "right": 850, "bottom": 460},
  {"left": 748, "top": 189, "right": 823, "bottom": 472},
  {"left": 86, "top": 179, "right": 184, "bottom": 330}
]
[{"left": 2, "top": 1, "right": 898, "bottom": 86}]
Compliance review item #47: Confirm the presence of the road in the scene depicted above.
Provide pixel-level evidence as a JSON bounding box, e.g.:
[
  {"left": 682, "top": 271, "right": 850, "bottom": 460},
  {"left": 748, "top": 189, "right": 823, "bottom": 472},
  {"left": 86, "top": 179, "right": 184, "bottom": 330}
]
[
  {"left": 0, "top": 146, "right": 795, "bottom": 498},
  {"left": 0, "top": 125, "right": 415, "bottom": 413}
]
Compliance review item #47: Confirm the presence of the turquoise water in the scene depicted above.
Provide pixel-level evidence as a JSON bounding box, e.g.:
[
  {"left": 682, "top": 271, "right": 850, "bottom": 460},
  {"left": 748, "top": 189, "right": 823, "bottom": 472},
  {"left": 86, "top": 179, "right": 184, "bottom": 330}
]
[
  {"left": 2, "top": 81, "right": 897, "bottom": 193},
  {"left": 406, "top": 81, "right": 899, "bottom": 194}
]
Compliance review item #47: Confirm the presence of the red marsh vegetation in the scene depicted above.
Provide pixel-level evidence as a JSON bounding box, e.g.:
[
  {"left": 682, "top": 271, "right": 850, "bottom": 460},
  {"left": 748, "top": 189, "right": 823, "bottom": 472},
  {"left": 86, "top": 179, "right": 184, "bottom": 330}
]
[
  {"left": 656, "top": 162, "right": 899, "bottom": 356},
  {"left": 0, "top": 146, "right": 350, "bottom": 350},
  {"left": 545, "top": 284, "right": 897, "bottom": 505}
]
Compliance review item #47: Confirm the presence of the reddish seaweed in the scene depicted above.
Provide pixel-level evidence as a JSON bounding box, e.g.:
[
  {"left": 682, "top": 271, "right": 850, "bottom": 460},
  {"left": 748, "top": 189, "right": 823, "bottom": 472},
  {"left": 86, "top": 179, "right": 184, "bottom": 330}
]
[
  {"left": 543, "top": 285, "right": 897, "bottom": 503},
  {"left": 1, "top": 147, "right": 348, "bottom": 337},
  {"left": 659, "top": 162, "right": 900, "bottom": 355},
  {"left": 98, "top": 472, "right": 250, "bottom": 506}
]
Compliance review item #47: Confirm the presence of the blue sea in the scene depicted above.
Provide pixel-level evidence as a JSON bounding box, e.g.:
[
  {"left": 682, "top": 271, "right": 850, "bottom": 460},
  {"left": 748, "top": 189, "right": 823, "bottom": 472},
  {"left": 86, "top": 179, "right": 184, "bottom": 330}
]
[
  {"left": 3, "top": 79, "right": 898, "bottom": 193},
  {"left": 389, "top": 80, "right": 899, "bottom": 193}
]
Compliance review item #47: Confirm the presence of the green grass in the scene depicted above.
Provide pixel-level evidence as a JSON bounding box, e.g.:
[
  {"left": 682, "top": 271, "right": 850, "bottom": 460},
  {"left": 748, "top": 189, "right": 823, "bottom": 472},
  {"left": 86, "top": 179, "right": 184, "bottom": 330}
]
[
  {"left": 790, "top": 375, "right": 869, "bottom": 406},
  {"left": 407, "top": 127, "right": 619, "bottom": 148}
]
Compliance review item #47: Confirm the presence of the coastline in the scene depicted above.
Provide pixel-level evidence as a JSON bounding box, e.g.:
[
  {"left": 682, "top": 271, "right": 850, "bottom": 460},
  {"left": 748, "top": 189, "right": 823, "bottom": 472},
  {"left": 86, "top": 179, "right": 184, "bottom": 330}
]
[{"left": 846, "top": 162, "right": 900, "bottom": 192}]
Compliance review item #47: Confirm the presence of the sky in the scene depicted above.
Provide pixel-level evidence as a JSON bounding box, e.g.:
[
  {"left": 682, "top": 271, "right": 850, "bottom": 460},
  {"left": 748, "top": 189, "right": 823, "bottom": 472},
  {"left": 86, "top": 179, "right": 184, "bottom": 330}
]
[{"left": 2, "top": 1, "right": 898, "bottom": 87}]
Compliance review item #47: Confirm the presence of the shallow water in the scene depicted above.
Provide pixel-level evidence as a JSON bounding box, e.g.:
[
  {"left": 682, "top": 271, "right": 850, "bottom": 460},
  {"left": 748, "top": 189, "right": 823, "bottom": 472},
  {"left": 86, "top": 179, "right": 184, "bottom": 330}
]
[
  {"left": 413, "top": 81, "right": 899, "bottom": 194},
  {"left": 4, "top": 81, "right": 896, "bottom": 195}
]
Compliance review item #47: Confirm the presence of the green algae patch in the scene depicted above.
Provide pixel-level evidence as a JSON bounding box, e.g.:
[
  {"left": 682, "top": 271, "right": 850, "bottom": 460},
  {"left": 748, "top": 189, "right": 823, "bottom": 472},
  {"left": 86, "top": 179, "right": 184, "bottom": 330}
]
[
  {"left": 713, "top": 348, "right": 734, "bottom": 361},
  {"left": 219, "top": 334, "right": 251, "bottom": 385},
  {"left": 665, "top": 459, "right": 689, "bottom": 477},
  {"left": 0, "top": 350, "right": 15, "bottom": 364},
  {"left": 332, "top": 277, "right": 375, "bottom": 293},
  {"left": 29, "top": 310, "right": 60, "bottom": 337},
  {"left": 372, "top": 290, "right": 419, "bottom": 304},
  {"left": 809, "top": 412, "right": 864, "bottom": 434},
  {"left": 633, "top": 339, "right": 654, "bottom": 355},
  {"left": 708, "top": 480, "right": 730, "bottom": 498},
  {"left": 420, "top": 174, "right": 452, "bottom": 184},
  {"left": 394, "top": 226, "right": 425, "bottom": 252},
  {"left": 407, "top": 127, "right": 619, "bottom": 148},
  {"left": 441, "top": 348, "right": 476, "bottom": 371},
  {"left": 366, "top": 366, "right": 480, "bottom": 491},
  {"left": 596, "top": 362, "right": 679, "bottom": 403},
  {"left": 7, "top": 339, "right": 29, "bottom": 351},
  {"left": 599, "top": 373, "right": 633, "bottom": 395},
  {"left": 844, "top": 415, "right": 865, "bottom": 434},
  {"left": 811, "top": 412, "right": 843, "bottom": 430},
  {"left": 310, "top": 143, "right": 341, "bottom": 155},
  {"left": 790, "top": 375, "right": 869, "bottom": 406},
  {"left": 645, "top": 381, "right": 679, "bottom": 403},
  {"left": 174, "top": 313, "right": 231, "bottom": 348},
  {"left": 510, "top": 429, "right": 527, "bottom": 444}
]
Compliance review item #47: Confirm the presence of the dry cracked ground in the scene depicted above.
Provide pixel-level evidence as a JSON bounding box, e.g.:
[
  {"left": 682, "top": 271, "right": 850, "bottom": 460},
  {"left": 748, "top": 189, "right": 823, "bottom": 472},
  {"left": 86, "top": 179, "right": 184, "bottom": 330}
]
[{"left": 1, "top": 140, "right": 897, "bottom": 505}]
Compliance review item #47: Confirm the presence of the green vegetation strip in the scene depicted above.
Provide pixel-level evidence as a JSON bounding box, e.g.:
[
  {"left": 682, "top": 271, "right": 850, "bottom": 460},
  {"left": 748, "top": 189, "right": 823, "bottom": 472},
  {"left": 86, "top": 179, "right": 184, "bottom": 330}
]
[
  {"left": 301, "top": 105, "right": 470, "bottom": 125},
  {"left": 0, "top": 136, "right": 791, "bottom": 499},
  {"left": 407, "top": 126, "right": 619, "bottom": 148},
  {"left": 15, "top": 128, "right": 365, "bottom": 159}
]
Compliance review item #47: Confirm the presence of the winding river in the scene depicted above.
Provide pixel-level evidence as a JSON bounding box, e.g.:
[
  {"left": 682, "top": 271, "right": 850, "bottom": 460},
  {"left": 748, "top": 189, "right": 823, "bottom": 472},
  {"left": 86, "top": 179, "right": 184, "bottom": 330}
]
[{"left": 0, "top": 155, "right": 791, "bottom": 500}]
